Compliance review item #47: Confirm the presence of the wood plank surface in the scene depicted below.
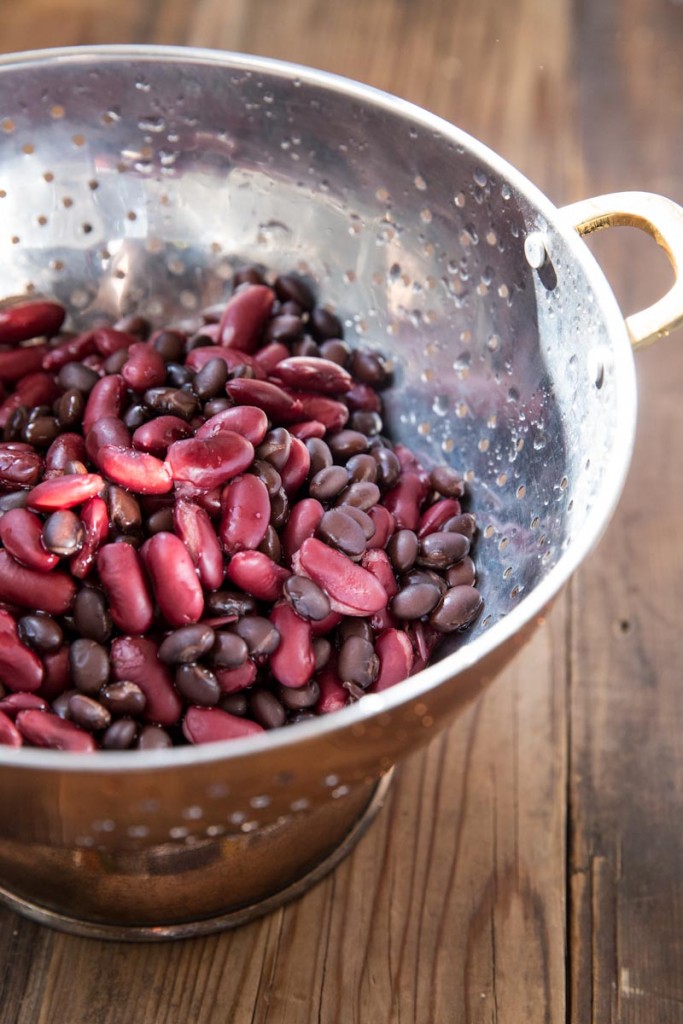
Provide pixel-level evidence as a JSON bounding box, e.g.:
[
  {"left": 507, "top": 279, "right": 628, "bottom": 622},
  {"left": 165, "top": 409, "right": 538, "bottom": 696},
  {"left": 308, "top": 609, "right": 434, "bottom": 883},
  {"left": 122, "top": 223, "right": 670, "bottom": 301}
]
[{"left": 0, "top": 1, "right": 681, "bottom": 1022}]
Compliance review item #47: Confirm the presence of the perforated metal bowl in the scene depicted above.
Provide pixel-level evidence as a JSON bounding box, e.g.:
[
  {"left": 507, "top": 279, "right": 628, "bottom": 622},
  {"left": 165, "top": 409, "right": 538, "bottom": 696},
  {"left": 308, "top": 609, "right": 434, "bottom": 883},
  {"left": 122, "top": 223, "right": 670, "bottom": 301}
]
[{"left": 0, "top": 46, "right": 681, "bottom": 940}]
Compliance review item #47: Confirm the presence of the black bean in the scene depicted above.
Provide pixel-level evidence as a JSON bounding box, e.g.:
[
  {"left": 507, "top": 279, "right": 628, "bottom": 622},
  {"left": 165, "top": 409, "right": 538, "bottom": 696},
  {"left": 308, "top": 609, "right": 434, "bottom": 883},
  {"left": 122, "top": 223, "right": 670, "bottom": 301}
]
[
  {"left": 429, "top": 586, "right": 483, "bottom": 632},
  {"left": 4, "top": 405, "right": 28, "bottom": 442},
  {"left": 153, "top": 330, "right": 185, "bottom": 362},
  {"left": 430, "top": 465, "right": 465, "bottom": 498},
  {"left": 269, "top": 487, "right": 289, "bottom": 529},
  {"left": 41, "top": 509, "right": 84, "bottom": 557},
  {"left": 283, "top": 576, "right": 331, "bottom": 621},
  {"left": 274, "top": 273, "right": 315, "bottom": 312},
  {"left": 143, "top": 387, "right": 199, "bottom": 420},
  {"left": 69, "top": 639, "right": 110, "bottom": 694},
  {"left": 63, "top": 459, "right": 87, "bottom": 475},
  {"left": 337, "top": 618, "right": 373, "bottom": 645},
  {"left": 346, "top": 453, "right": 377, "bottom": 484},
  {"left": 210, "top": 632, "right": 249, "bottom": 669},
  {"left": 55, "top": 388, "right": 85, "bottom": 428},
  {"left": 251, "top": 459, "right": 283, "bottom": 496},
  {"left": 391, "top": 583, "right": 441, "bottom": 620},
  {"left": 123, "top": 403, "right": 147, "bottom": 429},
  {"left": 0, "top": 490, "right": 28, "bottom": 514},
  {"left": 23, "top": 416, "right": 60, "bottom": 447},
  {"left": 446, "top": 557, "right": 476, "bottom": 588},
  {"left": 417, "top": 532, "right": 470, "bottom": 569},
  {"left": 400, "top": 568, "right": 448, "bottom": 595},
  {"left": 264, "top": 313, "right": 304, "bottom": 344},
  {"left": 73, "top": 587, "right": 112, "bottom": 643},
  {"left": 337, "top": 504, "right": 375, "bottom": 540},
  {"left": 102, "top": 718, "right": 138, "bottom": 750},
  {"left": 184, "top": 333, "right": 214, "bottom": 355},
  {"left": 291, "top": 336, "right": 319, "bottom": 358},
  {"left": 165, "top": 362, "right": 194, "bottom": 388},
  {"left": 100, "top": 681, "right": 147, "bottom": 716},
  {"left": 203, "top": 396, "right": 232, "bottom": 417},
  {"left": 108, "top": 485, "right": 142, "bottom": 533},
  {"left": 279, "top": 300, "right": 303, "bottom": 317},
  {"left": 312, "top": 638, "right": 332, "bottom": 671},
  {"left": 68, "top": 693, "right": 111, "bottom": 732},
  {"left": 146, "top": 506, "right": 175, "bottom": 534},
  {"left": 387, "top": 529, "right": 419, "bottom": 573},
  {"left": 229, "top": 363, "right": 255, "bottom": 380},
  {"left": 258, "top": 524, "right": 282, "bottom": 563},
  {"left": 232, "top": 616, "right": 280, "bottom": 657},
  {"left": 309, "top": 307, "right": 343, "bottom": 342},
  {"left": 257, "top": 427, "right": 291, "bottom": 471},
  {"left": 328, "top": 429, "right": 369, "bottom": 461},
  {"left": 336, "top": 481, "right": 380, "bottom": 511},
  {"left": 219, "top": 692, "right": 248, "bottom": 717},
  {"left": 52, "top": 689, "right": 77, "bottom": 719},
  {"left": 338, "top": 636, "right": 379, "bottom": 688},
  {"left": 175, "top": 664, "right": 221, "bottom": 706},
  {"left": 350, "top": 349, "right": 389, "bottom": 388},
  {"left": 193, "top": 357, "right": 228, "bottom": 399},
  {"left": 318, "top": 339, "right": 350, "bottom": 366},
  {"left": 104, "top": 349, "right": 130, "bottom": 374},
  {"left": 305, "top": 439, "right": 333, "bottom": 479},
  {"left": 288, "top": 711, "right": 317, "bottom": 724},
  {"left": 115, "top": 314, "right": 151, "bottom": 339},
  {"left": 250, "top": 689, "right": 286, "bottom": 729},
  {"left": 137, "top": 725, "right": 173, "bottom": 750},
  {"left": 318, "top": 508, "right": 367, "bottom": 558},
  {"left": 158, "top": 624, "right": 216, "bottom": 665},
  {"left": 278, "top": 679, "right": 320, "bottom": 710},
  {"left": 57, "top": 361, "right": 99, "bottom": 394},
  {"left": 205, "top": 591, "right": 258, "bottom": 618},
  {"left": 350, "top": 410, "right": 383, "bottom": 436},
  {"left": 17, "top": 614, "right": 63, "bottom": 653},
  {"left": 371, "top": 447, "right": 400, "bottom": 488},
  {"left": 309, "top": 465, "right": 349, "bottom": 501},
  {"left": 440, "top": 513, "right": 477, "bottom": 538}
]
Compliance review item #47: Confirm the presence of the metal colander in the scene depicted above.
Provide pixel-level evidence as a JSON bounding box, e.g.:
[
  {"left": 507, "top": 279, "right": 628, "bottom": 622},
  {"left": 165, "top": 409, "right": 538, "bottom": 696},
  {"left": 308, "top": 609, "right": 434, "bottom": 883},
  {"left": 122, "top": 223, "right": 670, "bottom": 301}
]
[{"left": 0, "top": 45, "right": 681, "bottom": 940}]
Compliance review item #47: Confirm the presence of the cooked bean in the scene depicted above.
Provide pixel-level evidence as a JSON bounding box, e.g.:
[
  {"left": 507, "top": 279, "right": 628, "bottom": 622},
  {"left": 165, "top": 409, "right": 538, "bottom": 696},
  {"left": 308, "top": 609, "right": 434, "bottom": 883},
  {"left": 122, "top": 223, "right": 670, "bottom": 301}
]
[
  {"left": 283, "top": 576, "right": 331, "bottom": 621},
  {"left": 417, "top": 531, "right": 470, "bottom": 569},
  {"left": 17, "top": 614, "right": 63, "bottom": 653},
  {"left": 73, "top": 587, "right": 112, "bottom": 643},
  {"left": 336, "top": 481, "right": 381, "bottom": 511},
  {"left": 446, "top": 556, "right": 476, "bottom": 587},
  {"left": 218, "top": 692, "right": 249, "bottom": 717},
  {"left": 250, "top": 689, "right": 286, "bottom": 729},
  {"left": 137, "top": 725, "right": 173, "bottom": 750},
  {"left": 69, "top": 639, "right": 110, "bottom": 694},
  {"left": 350, "top": 349, "right": 389, "bottom": 388},
  {"left": 338, "top": 636, "right": 379, "bottom": 688},
  {"left": 205, "top": 591, "right": 257, "bottom": 618},
  {"left": 346, "top": 453, "right": 377, "bottom": 483},
  {"left": 175, "top": 664, "right": 221, "bottom": 706},
  {"left": 441, "top": 513, "right": 477, "bottom": 538},
  {"left": 231, "top": 616, "right": 281, "bottom": 657},
  {"left": 41, "top": 509, "right": 85, "bottom": 557},
  {"left": 100, "top": 681, "right": 147, "bottom": 717},
  {"left": 430, "top": 465, "right": 465, "bottom": 498},
  {"left": 193, "top": 357, "right": 229, "bottom": 399},
  {"left": 387, "top": 529, "right": 419, "bottom": 573},
  {"left": 274, "top": 273, "right": 315, "bottom": 311},
  {"left": 68, "top": 693, "right": 111, "bottom": 731},
  {"left": 337, "top": 618, "right": 373, "bottom": 645},
  {"left": 312, "top": 638, "right": 332, "bottom": 671},
  {"left": 309, "top": 465, "right": 349, "bottom": 501},
  {"left": 102, "top": 718, "right": 138, "bottom": 749},
  {"left": 256, "top": 427, "right": 292, "bottom": 471},
  {"left": 318, "top": 507, "right": 367, "bottom": 558},
  {"left": 429, "top": 585, "right": 483, "bottom": 632},
  {"left": 210, "top": 631, "right": 249, "bottom": 669},
  {"left": 153, "top": 330, "right": 185, "bottom": 361},
  {"left": 158, "top": 625, "right": 216, "bottom": 665},
  {"left": 16, "top": 709, "right": 96, "bottom": 751},
  {"left": 371, "top": 446, "right": 400, "bottom": 488},
  {"left": 391, "top": 583, "right": 441, "bottom": 620}
]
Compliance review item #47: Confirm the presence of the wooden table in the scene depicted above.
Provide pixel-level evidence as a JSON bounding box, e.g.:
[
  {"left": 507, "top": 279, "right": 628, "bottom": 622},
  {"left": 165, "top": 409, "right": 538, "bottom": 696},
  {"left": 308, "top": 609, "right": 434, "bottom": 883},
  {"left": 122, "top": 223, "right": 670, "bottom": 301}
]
[{"left": 1, "top": 2, "right": 682, "bottom": 1021}]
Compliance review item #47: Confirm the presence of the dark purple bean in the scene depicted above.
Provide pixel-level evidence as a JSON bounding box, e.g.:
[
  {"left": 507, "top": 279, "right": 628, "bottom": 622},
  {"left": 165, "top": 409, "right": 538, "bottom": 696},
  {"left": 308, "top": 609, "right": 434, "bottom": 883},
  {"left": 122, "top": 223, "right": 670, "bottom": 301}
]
[
  {"left": 417, "top": 532, "right": 470, "bottom": 569},
  {"left": 251, "top": 459, "right": 282, "bottom": 497},
  {"left": 309, "top": 307, "right": 343, "bottom": 343},
  {"left": 108, "top": 485, "right": 142, "bottom": 533},
  {"left": 429, "top": 585, "right": 483, "bottom": 632},
  {"left": 350, "top": 349, "right": 389, "bottom": 388},
  {"left": 100, "top": 681, "right": 147, "bottom": 716},
  {"left": 338, "top": 636, "right": 379, "bottom": 688},
  {"left": 69, "top": 639, "right": 110, "bottom": 694},
  {"left": 441, "top": 513, "right": 477, "bottom": 538},
  {"left": 231, "top": 616, "right": 280, "bottom": 657},
  {"left": 327, "top": 430, "right": 369, "bottom": 461},
  {"left": 17, "top": 614, "right": 63, "bottom": 653},
  {"left": 175, "top": 664, "right": 221, "bottom": 706},
  {"left": 277, "top": 679, "right": 320, "bottom": 710},
  {"left": 123, "top": 403, "right": 147, "bottom": 429},
  {"left": 391, "top": 583, "right": 441, "bottom": 620},
  {"left": 205, "top": 591, "right": 258, "bottom": 618},
  {"left": 400, "top": 568, "right": 448, "bottom": 595},
  {"left": 57, "top": 362, "right": 99, "bottom": 394},
  {"left": 318, "top": 508, "right": 367, "bottom": 558},
  {"left": 291, "top": 336, "right": 319, "bottom": 358},
  {"left": 256, "top": 427, "right": 292, "bottom": 471},
  {"left": 274, "top": 274, "right": 315, "bottom": 311},
  {"left": 102, "top": 718, "right": 138, "bottom": 749},
  {"left": 193, "top": 357, "right": 228, "bottom": 400},
  {"left": 158, "top": 625, "right": 216, "bottom": 665},
  {"left": 115, "top": 314, "right": 150, "bottom": 339},
  {"left": 234, "top": 266, "right": 266, "bottom": 288},
  {"left": 250, "top": 688, "right": 286, "bottom": 729},
  {"left": 52, "top": 689, "right": 77, "bottom": 719},
  {"left": 345, "top": 453, "right": 377, "bottom": 484},
  {"left": 349, "top": 410, "right": 383, "bottom": 436},
  {"left": 446, "top": 557, "right": 476, "bottom": 588},
  {"left": 0, "top": 490, "right": 28, "bottom": 515},
  {"left": 258, "top": 524, "right": 282, "bottom": 563},
  {"left": 305, "top": 438, "right": 333, "bottom": 476},
  {"left": 146, "top": 506, "right": 175, "bottom": 534},
  {"left": 104, "top": 349, "right": 130, "bottom": 374},
  {"left": 371, "top": 447, "right": 400, "bottom": 488},
  {"left": 336, "top": 481, "right": 380, "bottom": 511},
  {"left": 312, "top": 638, "right": 332, "bottom": 671},
  {"left": 283, "top": 576, "right": 331, "bottom": 621},
  {"left": 337, "top": 618, "right": 373, "bottom": 645},
  {"left": 73, "top": 587, "right": 112, "bottom": 644},
  {"left": 137, "top": 725, "right": 173, "bottom": 750},
  {"left": 269, "top": 487, "right": 289, "bottom": 529},
  {"left": 55, "top": 388, "right": 85, "bottom": 429},
  {"left": 210, "top": 631, "right": 249, "bottom": 669},
  {"left": 23, "top": 416, "right": 61, "bottom": 448},
  {"left": 388, "top": 530, "right": 419, "bottom": 573},
  {"left": 68, "top": 693, "right": 111, "bottom": 731},
  {"left": 153, "top": 330, "right": 185, "bottom": 361},
  {"left": 41, "top": 509, "right": 85, "bottom": 557},
  {"left": 143, "top": 387, "right": 199, "bottom": 420},
  {"left": 430, "top": 466, "right": 465, "bottom": 498},
  {"left": 219, "top": 692, "right": 249, "bottom": 717},
  {"left": 318, "top": 339, "right": 350, "bottom": 366},
  {"left": 309, "top": 465, "right": 349, "bottom": 501},
  {"left": 340, "top": 505, "right": 376, "bottom": 540},
  {"left": 264, "top": 313, "right": 304, "bottom": 344}
]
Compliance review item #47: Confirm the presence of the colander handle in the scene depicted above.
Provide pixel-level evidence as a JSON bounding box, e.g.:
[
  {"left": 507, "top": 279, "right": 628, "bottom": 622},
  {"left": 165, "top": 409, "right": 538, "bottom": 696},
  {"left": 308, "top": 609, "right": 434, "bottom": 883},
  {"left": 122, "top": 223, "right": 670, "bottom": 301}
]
[{"left": 560, "top": 191, "right": 683, "bottom": 350}]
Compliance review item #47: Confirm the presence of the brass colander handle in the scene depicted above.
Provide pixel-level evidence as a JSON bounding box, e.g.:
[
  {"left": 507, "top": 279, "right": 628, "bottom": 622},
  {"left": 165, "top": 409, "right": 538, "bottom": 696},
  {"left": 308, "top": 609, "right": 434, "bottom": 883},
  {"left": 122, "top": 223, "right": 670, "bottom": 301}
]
[{"left": 561, "top": 191, "right": 683, "bottom": 350}]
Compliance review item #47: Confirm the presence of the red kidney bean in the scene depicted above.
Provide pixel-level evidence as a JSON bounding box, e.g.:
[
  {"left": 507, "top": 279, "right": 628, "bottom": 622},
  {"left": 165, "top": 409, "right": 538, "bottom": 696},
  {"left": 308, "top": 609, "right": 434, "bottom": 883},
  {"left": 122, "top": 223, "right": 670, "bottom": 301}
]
[
  {"left": 363, "top": 505, "right": 394, "bottom": 551},
  {"left": 226, "top": 377, "right": 303, "bottom": 423},
  {"left": 27, "top": 472, "right": 104, "bottom": 511},
  {"left": 293, "top": 537, "right": 388, "bottom": 617},
  {"left": 16, "top": 708, "right": 96, "bottom": 751},
  {"left": 418, "top": 498, "right": 463, "bottom": 538},
  {"left": 267, "top": 601, "right": 315, "bottom": 688},
  {"left": 111, "top": 636, "right": 183, "bottom": 726},
  {"left": 279, "top": 436, "right": 310, "bottom": 498},
  {"left": 167, "top": 431, "right": 254, "bottom": 490},
  {"left": 42, "top": 331, "right": 97, "bottom": 372},
  {"left": 226, "top": 550, "right": 290, "bottom": 602},
  {"left": 215, "top": 660, "right": 257, "bottom": 694},
  {"left": 220, "top": 474, "right": 271, "bottom": 555},
  {"left": 120, "top": 343, "right": 166, "bottom": 391},
  {"left": 0, "top": 692, "right": 49, "bottom": 716},
  {"left": 85, "top": 416, "right": 131, "bottom": 465},
  {"left": 288, "top": 393, "right": 349, "bottom": 432},
  {"left": 173, "top": 498, "right": 224, "bottom": 591},
  {"left": 0, "top": 609, "right": 44, "bottom": 691},
  {"left": 183, "top": 705, "right": 264, "bottom": 744},
  {"left": 140, "top": 532, "right": 204, "bottom": 627},
  {"left": 429, "top": 586, "right": 483, "bottom": 632},
  {"left": 70, "top": 495, "right": 109, "bottom": 579},
  {"left": 309, "top": 608, "right": 344, "bottom": 637},
  {"left": 195, "top": 405, "right": 268, "bottom": 446},
  {"left": 0, "top": 442, "right": 43, "bottom": 487},
  {"left": 39, "top": 645, "right": 71, "bottom": 701},
  {"left": 0, "top": 710, "right": 22, "bottom": 747},
  {"left": 97, "top": 543, "right": 155, "bottom": 635},
  {"left": 183, "top": 345, "right": 263, "bottom": 377},
  {"left": 217, "top": 284, "right": 275, "bottom": 351},
  {"left": 97, "top": 446, "right": 173, "bottom": 495},
  {"left": 382, "top": 473, "right": 425, "bottom": 531},
  {"left": 289, "top": 419, "right": 326, "bottom": 440},
  {"left": 315, "top": 662, "right": 347, "bottom": 715},
  {"left": 45, "top": 432, "right": 87, "bottom": 474},
  {"left": 0, "top": 371, "right": 60, "bottom": 428},
  {"left": 281, "top": 498, "right": 324, "bottom": 565},
  {"left": 0, "top": 550, "right": 76, "bottom": 615},
  {"left": 82, "top": 375, "right": 127, "bottom": 435},
  {"left": 252, "top": 340, "right": 290, "bottom": 375},
  {"left": 132, "top": 415, "right": 192, "bottom": 455},
  {"left": 92, "top": 327, "right": 140, "bottom": 357},
  {"left": 361, "top": 548, "right": 399, "bottom": 598},
  {"left": 0, "top": 300, "right": 65, "bottom": 346},
  {"left": 274, "top": 356, "right": 352, "bottom": 395},
  {"left": 0, "top": 508, "right": 60, "bottom": 571},
  {"left": 370, "top": 629, "right": 415, "bottom": 693},
  {"left": 0, "top": 345, "right": 50, "bottom": 382}
]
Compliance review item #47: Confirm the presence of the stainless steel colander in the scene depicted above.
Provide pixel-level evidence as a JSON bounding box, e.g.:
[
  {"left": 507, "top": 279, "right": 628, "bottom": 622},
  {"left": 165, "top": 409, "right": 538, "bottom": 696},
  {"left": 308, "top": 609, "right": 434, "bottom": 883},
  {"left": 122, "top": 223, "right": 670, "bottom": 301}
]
[{"left": 0, "top": 45, "right": 681, "bottom": 940}]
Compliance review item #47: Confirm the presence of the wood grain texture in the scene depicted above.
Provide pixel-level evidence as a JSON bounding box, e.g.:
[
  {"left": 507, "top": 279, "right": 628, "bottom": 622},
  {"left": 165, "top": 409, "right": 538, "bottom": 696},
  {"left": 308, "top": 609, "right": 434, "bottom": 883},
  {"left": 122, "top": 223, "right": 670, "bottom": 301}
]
[{"left": 0, "top": 0, "right": 680, "bottom": 1020}]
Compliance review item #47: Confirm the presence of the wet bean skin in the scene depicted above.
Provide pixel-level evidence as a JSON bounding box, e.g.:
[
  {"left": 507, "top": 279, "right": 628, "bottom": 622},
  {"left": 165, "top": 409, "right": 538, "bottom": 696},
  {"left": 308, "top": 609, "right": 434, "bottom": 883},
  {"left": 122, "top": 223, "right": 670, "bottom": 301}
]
[{"left": 0, "top": 272, "right": 481, "bottom": 749}]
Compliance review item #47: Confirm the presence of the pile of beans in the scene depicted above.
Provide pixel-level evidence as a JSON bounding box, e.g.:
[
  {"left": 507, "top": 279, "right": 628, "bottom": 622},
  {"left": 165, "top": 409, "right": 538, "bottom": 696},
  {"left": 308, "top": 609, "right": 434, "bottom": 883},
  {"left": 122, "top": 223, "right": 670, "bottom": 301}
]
[{"left": 0, "top": 269, "right": 482, "bottom": 751}]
